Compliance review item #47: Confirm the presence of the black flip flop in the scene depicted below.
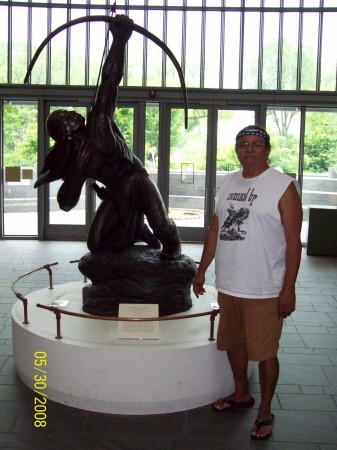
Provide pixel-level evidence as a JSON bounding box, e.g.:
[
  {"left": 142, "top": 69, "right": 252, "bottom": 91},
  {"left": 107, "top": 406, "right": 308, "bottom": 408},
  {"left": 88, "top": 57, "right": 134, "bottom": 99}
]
[
  {"left": 251, "top": 413, "right": 275, "bottom": 440},
  {"left": 213, "top": 396, "right": 255, "bottom": 412}
]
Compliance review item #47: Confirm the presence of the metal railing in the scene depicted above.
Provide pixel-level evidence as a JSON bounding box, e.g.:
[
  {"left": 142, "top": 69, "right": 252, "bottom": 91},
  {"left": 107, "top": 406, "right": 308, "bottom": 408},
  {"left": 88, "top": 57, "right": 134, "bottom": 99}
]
[
  {"left": 11, "top": 262, "right": 219, "bottom": 341},
  {"left": 11, "top": 262, "right": 59, "bottom": 324}
]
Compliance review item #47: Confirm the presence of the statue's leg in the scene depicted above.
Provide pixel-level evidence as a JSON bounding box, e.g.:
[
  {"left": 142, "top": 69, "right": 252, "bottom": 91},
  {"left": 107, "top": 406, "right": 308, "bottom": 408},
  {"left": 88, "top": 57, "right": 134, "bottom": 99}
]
[
  {"left": 140, "top": 224, "right": 161, "bottom": 249},
  {"left": 137, "top": 172, "right": 181, "bottom": 259},
  {"left": 87, "top": 199, "right": 125, "bottom": 252}
]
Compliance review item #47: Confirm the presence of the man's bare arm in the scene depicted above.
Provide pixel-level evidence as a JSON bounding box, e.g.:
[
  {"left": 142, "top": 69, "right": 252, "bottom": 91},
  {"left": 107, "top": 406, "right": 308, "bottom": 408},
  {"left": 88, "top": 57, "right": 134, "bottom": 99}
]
[
  {"left": 193, "top": 215, "right": 219, "bottom": 297},
  {"left": 278, "top": 182, "right": 303, "bottom": 317}
]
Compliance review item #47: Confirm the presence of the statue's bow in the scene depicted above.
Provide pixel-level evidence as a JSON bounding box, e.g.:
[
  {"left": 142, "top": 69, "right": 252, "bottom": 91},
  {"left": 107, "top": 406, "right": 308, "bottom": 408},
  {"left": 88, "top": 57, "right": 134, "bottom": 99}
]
[{"left": 24, "top": 15, "right": 188, "bottom": 128}]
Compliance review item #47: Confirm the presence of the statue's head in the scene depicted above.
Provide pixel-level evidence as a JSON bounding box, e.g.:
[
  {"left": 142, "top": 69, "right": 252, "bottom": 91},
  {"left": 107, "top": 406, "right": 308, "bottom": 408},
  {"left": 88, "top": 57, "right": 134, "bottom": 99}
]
[{"left": 46, "top": 109, "right": 85, "bottom": 141}]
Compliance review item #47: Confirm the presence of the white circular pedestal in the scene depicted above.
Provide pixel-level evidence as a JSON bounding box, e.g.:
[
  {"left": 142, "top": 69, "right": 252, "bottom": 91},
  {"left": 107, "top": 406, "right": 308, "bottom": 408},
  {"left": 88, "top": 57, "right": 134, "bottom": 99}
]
[{"left": 12, "top": 282, "right": 253, "bottom": 415}]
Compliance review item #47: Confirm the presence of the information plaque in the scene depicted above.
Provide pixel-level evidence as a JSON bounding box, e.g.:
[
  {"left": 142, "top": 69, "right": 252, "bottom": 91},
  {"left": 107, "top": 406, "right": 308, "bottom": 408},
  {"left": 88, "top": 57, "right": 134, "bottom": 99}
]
[{"left": 117, "top": 304, "right": 160, "bottom": 340}]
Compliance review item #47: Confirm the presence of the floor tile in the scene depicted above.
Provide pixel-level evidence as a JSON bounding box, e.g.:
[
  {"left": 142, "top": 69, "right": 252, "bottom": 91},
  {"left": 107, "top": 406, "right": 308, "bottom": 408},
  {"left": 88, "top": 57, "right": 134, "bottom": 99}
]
[
  {"left": 278, "top": 393, "right": 336, "bottom": 411},
  {"left": 278, "top": 364, "right": 330, "bottom": 385},
  {"left": 272, "top": 410, "right": 337, "bottom": 444}
]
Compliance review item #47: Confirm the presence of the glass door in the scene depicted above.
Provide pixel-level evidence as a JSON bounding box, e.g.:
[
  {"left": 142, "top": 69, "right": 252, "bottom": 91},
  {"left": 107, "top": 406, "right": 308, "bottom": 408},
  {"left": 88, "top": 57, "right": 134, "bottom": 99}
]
[
  {"left": 302, "top": 108, "right": 337, "bottom": 245},
  {"left": 168, "top": 107, "right": 208, "bottom": 241},
  {"left": 2, "top": 100, "right": 38, "bottom": 236}
]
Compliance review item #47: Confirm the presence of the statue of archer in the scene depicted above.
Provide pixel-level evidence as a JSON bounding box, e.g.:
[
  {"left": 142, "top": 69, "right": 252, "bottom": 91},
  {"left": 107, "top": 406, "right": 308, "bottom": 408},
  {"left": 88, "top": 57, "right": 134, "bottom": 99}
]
[{"left": 35, "top": 15, "right": 181, "bottom": 259}]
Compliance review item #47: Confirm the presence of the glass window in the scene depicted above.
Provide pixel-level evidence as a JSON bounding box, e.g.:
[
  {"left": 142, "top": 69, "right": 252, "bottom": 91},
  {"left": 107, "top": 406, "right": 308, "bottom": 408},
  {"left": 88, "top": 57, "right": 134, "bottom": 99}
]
[
  {"left": 187, "top": 0, "right": 202, "bottom": 5},
  {"left": 166, "top": 10, "right": 183, "bottom": 88},
  {"left": 222, "top": 12, "right": 241, "bottom": 89},
  {"left": 303, "top": 0, "right": 320, "bottom": 6},
  {"left": 266, "top": 107, "right": 301, "bottom": 176},
  {"left": 145, "top": 104, "right": 159, "bottom": 184},
  {"left": 147, "top": 10, "right": 164, "bottom": 86},
  {"left": 31, "top": 8, "right": 48, "bottom": 85},
  {"left": 320, "top": 12, "right": 337, "bottom": 91},
  {"left": 262, "top": 12, "right": 280, "bottom": 90},
  {"left": 302, "top": 108, "right": 337, "bottom": 244},
  {"left": 242, "top": 12, "right": 260, "bottom": 89},
  {"left": 114, "top": 107, "right": 134, "bottom": 150},
  {"left": 70, "top": 9, "right": 87, "bottom": 85},
  {"left": 88, "top": 16, "right": 107, "bottom": 86},
  {"left": 242, "top": 0, "right": 260, "bottom": 5},
  {"left": 12, "top": 7, "right": 28, "bottom": 83},
  {"left": 226, "top": 0, "right": 242, "bottom": 6},
  {"left": 3, "top": 102, "right": 38, "bottom": 236},
  {"left": 2, "top": 2, "right": 337, "bottom": 92},
  {"left": 301, "top": 12, "right": 319, "bottom": 90},
  {"left": 204, "top": 11, "right": 221, "bottom": 88},
  {"left": 50, "top": 9, "right": 68, "bottom": 85},
  {"left": 207, "top": 0, "right": 224, "bottom": 5},
  {"left": 127, "top": 9, "right": 145, "bottom": 86},
  {"left": 169, "top": 108, "right": 207, "bottom": 228},
  {"left": 281, "top": 12, "right": 299, "bottom": 90},
  {"left": 185, "top": 11, "right": 202, "bottom": 88},
  {"left": 148, "top": 0, "right": 164, "bottom": 6},
  {"left": 129, "top": 0, "right": 145, "bottom": 5},
  {"left": 283, "top": 0, "right": 299, "bottom": 6},
  {"left": 264, "top": 0, "right": 280, "bottom": 6},
  {"left": 0, "top": 6, "right": 8, "bottom": 83},
  {"left": 166, "top": 0, "right": 183, "bottom": 5}
]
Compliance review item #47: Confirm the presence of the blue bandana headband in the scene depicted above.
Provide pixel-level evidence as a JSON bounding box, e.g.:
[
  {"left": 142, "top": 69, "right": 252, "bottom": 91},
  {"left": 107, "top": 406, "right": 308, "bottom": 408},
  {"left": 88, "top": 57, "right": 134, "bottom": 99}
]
[{"left": 236, "top": 128, "right": 270, "bottom": 142}]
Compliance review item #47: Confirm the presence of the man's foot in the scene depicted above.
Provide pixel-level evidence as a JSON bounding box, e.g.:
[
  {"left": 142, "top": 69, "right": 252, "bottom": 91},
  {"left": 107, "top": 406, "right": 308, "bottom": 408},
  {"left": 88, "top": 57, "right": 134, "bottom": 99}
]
[
  {"left": 251, "top": 413, "right": 274, "bottom": 440},
  {"left": 212, "top": 395, "right": 255, "bottom": 412}
]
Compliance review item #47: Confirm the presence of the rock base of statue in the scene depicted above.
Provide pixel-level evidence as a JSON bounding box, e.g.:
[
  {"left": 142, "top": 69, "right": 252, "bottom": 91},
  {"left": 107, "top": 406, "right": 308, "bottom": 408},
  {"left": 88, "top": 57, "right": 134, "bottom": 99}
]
[{"left": 78, "top": 246, "right": 198, "bottom": 316}]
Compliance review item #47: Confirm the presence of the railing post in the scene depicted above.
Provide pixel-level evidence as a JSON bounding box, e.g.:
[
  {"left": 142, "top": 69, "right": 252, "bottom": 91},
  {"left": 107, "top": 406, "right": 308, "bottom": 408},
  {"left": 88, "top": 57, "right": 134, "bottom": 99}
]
[
  {"left": 208, "top": 310, "right": 219, "bottom": 341},
  {"left": 45, "top": 264, "right": 54, "bottom": 290},
  {"left": 53, "top": 309, "right": 63, "bottom": 339},
  {"left": 17, "top": 293, "right": 29, "bottom": 324}
]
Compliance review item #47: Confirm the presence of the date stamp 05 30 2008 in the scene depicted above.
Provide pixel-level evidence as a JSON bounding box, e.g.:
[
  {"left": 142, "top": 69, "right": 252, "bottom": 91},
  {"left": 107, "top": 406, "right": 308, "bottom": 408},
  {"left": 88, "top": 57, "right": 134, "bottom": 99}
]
[{"left": 33, "top": 351, "right": 47, "bottom": 428}]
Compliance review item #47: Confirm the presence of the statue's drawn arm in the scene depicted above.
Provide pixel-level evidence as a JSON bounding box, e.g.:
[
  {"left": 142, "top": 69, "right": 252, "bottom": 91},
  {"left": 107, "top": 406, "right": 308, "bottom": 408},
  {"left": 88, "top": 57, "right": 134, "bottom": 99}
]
[
  {"left": 91, "top": 16, "right": 133, "bottom": 119},
  {"left": 24, "top": 15, "right": 188, "bottom": 128}
]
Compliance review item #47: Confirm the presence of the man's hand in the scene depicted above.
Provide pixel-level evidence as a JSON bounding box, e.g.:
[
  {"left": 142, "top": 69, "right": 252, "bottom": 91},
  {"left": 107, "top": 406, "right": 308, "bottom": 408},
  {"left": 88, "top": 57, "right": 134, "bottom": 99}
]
[
  {"left": 110, "top": 14, "right": 133, "bottom": 42},
  {"left": 193, "top": 271, "right": 206, "bottom": 298},
  {"left": 278, "top": 287, "right": 296, "bottom": 318}
]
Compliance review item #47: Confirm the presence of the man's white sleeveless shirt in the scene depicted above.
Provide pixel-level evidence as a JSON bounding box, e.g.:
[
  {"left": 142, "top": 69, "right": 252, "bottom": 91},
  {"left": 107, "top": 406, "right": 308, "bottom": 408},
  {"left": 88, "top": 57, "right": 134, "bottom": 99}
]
[{"left": 214, "top": 167, "right": 295, "bottom": 299}]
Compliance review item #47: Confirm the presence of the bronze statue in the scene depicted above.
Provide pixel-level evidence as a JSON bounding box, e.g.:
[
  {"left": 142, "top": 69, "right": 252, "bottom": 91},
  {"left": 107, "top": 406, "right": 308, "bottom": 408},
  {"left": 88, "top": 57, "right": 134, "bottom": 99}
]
[
  {"left": 28, "top": 14, "right": 196, "bottom": 316},
  {"left": 34, "top": 15, "right": 180, "bottom": 259}
]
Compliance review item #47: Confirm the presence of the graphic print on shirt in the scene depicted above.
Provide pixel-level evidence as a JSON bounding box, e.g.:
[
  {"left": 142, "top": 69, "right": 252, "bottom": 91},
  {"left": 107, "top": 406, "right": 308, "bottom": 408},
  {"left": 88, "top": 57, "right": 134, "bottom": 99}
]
[{"left": 219, "top": 203, "right": 250, "bottom": 241}]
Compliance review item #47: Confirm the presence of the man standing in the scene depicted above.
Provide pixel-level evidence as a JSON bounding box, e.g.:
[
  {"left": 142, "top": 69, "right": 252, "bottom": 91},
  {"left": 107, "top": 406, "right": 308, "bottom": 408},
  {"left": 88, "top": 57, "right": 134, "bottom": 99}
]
[{"left": 193, "top": 125, "right": 302, "bottom": 440}]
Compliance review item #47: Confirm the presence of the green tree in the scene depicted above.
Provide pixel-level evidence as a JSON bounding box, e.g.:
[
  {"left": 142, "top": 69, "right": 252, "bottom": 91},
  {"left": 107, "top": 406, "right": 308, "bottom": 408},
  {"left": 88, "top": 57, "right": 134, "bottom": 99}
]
[
  {"left": 304, "top": 112, "right": 337, "bottom": 172},
  {"left": 145, "top": 106, "right": 159, "bottom": 151},
  {"left": 169, "top": 109, "right": 208, "bottom": 170},
  {"left": 114, "top": 107, "right": 134, "bottom": 149},
  {"left": 3, "top": 104, "right": 38, "bottom": 166},
  {"left": 268, "top": 132, "right": 299, "bottom": 173}
]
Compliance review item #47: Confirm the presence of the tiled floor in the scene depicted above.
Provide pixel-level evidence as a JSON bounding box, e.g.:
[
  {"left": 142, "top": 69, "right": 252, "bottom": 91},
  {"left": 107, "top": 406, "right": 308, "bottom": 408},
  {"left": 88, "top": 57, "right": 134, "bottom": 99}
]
[{"left": 0, "top": 239, "right": 336, "bottom": 449}]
